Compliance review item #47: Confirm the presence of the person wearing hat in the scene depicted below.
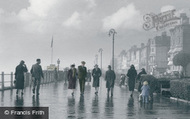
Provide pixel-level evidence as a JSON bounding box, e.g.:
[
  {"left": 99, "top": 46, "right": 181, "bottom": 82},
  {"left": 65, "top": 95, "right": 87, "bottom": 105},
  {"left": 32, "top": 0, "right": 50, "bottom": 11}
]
[
  {"left": 92, "top": 64, "right": 102, "bottom": 95},
  {"left": 78, "top": 61, "right": 87, "bottom": 96},
  {"left": 14, "top": 60, "right": 28, "bottom": 95},
  {"left": 136, "top": 68, "right": 147, "bottom": 93},
  {"left": 67, "top": 64, "right": 77, "bottom": 96},
  {"left": 127, "top": 64, "right": 137, "bottom": 97},
  {"left": 105, "top": 65, "right": 116, "bottom": 97},
  {"left": 30, "top": 59, "right": 44, "bottom": 95}
]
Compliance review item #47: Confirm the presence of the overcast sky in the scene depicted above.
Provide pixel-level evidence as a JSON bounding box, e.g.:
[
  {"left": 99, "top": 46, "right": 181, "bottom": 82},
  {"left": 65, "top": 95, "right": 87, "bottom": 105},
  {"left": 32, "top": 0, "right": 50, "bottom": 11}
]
[{"left": 0, "top": 0, "right": 190, "bottom": 72}]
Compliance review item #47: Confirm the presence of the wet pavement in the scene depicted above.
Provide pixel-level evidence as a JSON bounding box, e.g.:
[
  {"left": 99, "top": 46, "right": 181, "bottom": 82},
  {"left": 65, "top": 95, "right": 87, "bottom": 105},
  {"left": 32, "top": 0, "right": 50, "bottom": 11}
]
[{"left": 1, "top": 79, "right": 190, "bottom": 119}]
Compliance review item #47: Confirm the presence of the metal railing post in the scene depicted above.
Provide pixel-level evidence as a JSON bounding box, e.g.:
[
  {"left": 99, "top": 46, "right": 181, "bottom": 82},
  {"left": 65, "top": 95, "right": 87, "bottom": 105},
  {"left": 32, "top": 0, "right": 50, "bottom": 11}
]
[
  {"left": 2, "top": 72, "right": 4, "bottom": 90},
  {"left": 11, "top": 72, "right": 13, "bottom": 88}
]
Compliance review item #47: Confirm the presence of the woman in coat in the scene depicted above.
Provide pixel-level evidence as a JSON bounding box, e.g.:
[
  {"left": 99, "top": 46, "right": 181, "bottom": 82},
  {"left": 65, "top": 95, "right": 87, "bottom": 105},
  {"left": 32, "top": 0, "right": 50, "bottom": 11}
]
[
  {"left": 105, "top": 65, "right": 116, "bottom": 97},
  {"left": 92, "top": 64, "right": 102, "bottom": 95},
  {"left": 67, "top": 64, "right": 77, "bottom": 96},
  {"left": 14, "top": 60, "right": 28, "bottom": 95},
  {"left": 127, "top": 64, "right": 137, "bottom": 97}
]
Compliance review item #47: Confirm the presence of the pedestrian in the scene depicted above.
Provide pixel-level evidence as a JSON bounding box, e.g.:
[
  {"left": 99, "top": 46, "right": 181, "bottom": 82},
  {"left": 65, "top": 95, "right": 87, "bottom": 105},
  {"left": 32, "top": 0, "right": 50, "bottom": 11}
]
[
  {"left": 78, "top": 61, "right": 87, "bottom": 96},
  {"left": 105, "top": 65, "right": 116, "bottom": 97},
  {"left": 92, "top": 64, "right": 102, "bottom": 95},
  {"left": 63, "top": 68, "right": 69, "bottom": 84},
  {"left": 141, "top": 81, "right": 150, "bottom": 103},
  {"left": 127, "top": 64, "right": 137, "bottom": 97},
  {"left": 119, "top": 74, "right": 126, "bottom": 87},
  {"left": 67, "top": 64, "right": 77, "bottom": 96},
  {"left": 30, "top": 59, "right": 44, "bottom": 95},
  {"left": 14, "top": 60, "right": 28, "bottom": 95},
  {"left": 136, "top": 68, "right": 147, "bottom": 92},
  {"left": 54, "top": 67, "right": 58, "bottom": 81},
  {"left": 86, "top": 70, "right": 91, "bottom": 84}
]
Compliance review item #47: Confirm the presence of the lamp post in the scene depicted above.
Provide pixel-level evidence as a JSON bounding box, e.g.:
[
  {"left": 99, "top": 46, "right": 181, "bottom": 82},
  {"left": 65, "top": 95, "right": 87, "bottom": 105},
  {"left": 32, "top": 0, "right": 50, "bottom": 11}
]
[
  {"left": 57, "top": 58, "right": 60, "bottom": 71},
  {"left": 109, "top": 29, "right": 117, "bottom": 71},
  {"left": 98, "top": 48, "right": 103, "bottom": 70},
  {"left": 95, "top": 54, "right": 98, "bottom": 65}
]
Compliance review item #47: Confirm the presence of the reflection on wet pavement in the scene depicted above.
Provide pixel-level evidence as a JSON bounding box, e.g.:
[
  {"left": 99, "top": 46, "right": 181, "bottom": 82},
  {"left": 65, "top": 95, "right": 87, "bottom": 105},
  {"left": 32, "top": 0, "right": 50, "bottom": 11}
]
[{"left": 0, "top": 80, "right": 190, "bottom": 119}]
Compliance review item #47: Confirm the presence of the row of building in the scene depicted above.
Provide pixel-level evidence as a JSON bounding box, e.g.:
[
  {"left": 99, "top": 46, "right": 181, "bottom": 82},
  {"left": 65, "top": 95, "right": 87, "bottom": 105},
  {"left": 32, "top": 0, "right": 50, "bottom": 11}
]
[{"left": 116, "top": 13, "right": 190, "bottom": 76}]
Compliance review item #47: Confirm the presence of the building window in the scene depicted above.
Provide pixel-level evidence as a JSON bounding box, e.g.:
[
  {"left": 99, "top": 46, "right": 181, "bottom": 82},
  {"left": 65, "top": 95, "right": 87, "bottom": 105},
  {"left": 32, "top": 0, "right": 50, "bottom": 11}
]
[{"left": 151, "top": 48, "right": 154, "bottom": 52}]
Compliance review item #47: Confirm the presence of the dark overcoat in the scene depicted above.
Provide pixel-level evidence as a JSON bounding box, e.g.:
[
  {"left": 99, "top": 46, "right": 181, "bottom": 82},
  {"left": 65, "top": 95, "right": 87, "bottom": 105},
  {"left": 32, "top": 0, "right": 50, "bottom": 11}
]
[
  {"left": 78, "top": 66, "right": 87, "bottom": 80},
  {"left": 15, "top": 64, "right": 28, "bottom": 89},
  {"left": 92, "top": 68, "right": 102, "bottom": 87},
  {"left": 67, "top": 68, "right": 77, "bottom": 89},
  {"left": 105, "top": 70, "right": 116, "bottom": 88},
  {"left": 127, "top": 68, "right": 137, "bottom": 91}
]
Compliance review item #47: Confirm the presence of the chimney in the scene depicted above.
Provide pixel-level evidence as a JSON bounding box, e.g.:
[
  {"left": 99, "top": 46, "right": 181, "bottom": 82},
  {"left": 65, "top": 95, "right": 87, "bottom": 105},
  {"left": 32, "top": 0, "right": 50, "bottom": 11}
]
[
  {"left": 141, "top": 43, "right": 145, "bottom": 48},
  {"left": 180, "top": 13, "right": 189, "bottom": 24}
]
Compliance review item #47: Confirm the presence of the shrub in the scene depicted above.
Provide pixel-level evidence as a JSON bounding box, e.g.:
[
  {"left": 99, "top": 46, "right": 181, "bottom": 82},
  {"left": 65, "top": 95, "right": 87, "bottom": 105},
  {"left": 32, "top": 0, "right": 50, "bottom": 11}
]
[{"left": 170, "top": 79, "right": 190, "bottom": 101}]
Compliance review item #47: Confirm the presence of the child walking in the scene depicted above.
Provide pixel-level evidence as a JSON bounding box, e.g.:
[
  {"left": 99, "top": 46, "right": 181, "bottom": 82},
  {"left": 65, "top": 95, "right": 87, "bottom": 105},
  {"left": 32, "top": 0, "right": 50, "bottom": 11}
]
[{"left": 141, "top": 81, "right": 150, "bottom": 103}]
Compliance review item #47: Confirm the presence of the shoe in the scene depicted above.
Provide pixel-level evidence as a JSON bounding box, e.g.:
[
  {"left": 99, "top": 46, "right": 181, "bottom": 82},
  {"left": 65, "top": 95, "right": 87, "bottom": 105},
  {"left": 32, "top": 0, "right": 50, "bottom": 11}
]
[
  {"left": 72, "top": 92, "right": 74, "bottom": 96},
  {"left": 130, "top": 94, "right": 133, "bottom": 97}
]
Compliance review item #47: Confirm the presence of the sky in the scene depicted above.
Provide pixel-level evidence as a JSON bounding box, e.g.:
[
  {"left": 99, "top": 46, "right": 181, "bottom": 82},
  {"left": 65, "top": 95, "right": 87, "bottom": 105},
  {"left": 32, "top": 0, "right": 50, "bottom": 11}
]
[{"left": 0, "top": 0, "right": 190, "bottom": 72}]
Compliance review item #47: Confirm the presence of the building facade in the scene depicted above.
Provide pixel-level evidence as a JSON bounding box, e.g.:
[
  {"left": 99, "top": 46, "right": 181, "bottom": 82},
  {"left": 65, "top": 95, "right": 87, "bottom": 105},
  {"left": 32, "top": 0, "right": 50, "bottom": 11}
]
[{"left": 168, "top": 13, "right": 190, "bottom": 75}]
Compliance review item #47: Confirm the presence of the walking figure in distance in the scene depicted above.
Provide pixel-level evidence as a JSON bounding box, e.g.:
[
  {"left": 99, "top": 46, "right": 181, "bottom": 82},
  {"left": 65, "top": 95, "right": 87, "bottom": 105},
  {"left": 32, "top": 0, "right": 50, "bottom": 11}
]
[
  {"left": 67, "top": 64, "right": 77, "bottom": 96},
  {"left": 92, "top": 64, "right": 102, "bottom": 95},
  {"left": 14, "top": 60, "right": 28, "bottom": 95},
  {"left": 105, "top": 65, "right": 116, "bottom": 97},
  {"left": 86, "top": 70, "right": 92, "bottom": 85},
  {"left": 141, "top": 81, "right": 150, "bottom": 103},
  {"left": 127, "top": 64, "right": 137, "bottom": 97},
  {"left": 78, "top": 61, "right": 87, "bottom": 96},
  {"left": 54, "top": 67, "right": 58, "bottom": 81},
  {"left": 30, "top": 59, "right": 44, "bottom": 95}
]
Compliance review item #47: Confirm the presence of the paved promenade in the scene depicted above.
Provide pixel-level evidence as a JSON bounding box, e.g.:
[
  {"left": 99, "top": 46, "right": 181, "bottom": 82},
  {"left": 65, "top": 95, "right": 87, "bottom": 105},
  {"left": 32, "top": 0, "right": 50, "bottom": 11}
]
[{"left": 1, "top": 79, "right": 190, "bottom": 119}]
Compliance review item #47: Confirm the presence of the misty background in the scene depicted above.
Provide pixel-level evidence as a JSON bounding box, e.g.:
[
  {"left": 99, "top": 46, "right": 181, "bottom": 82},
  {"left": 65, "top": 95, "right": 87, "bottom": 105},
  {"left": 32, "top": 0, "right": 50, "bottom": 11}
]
[{"left": 0, "top": 0, "right": 190, "bottom": 72}]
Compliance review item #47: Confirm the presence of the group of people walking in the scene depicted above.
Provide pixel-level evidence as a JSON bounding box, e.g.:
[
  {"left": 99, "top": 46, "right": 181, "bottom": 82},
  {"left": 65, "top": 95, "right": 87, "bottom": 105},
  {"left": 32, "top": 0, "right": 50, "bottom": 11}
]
[
  {"left": 14, "top": 59, "right": 116, "bottom": 98},
  {"left": 15, "top": 59, "right": 44, "bottom": 96},
  {"left": 14, "top": 59, "right": 151, "bottom": 103},
  {"left": 67, "top": 61, "right": 116, "bottom": 97},
  {"left": 125, "top": 65, "right": 151, "bottom": 103}
]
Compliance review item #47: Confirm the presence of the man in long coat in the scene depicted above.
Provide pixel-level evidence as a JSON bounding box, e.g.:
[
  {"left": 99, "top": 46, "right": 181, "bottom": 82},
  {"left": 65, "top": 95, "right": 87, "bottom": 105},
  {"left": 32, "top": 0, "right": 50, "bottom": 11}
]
[
  {"left": 105, "top": 65, "right": 116, "bottom": 97},
  {"left": 78, "top": 61, "right": 87, "bottom": 96},
  {"left": 30, "top": 59, "right": 44, "bottom": 95},
  {"left": 127, "top": 64, "right": 137, "bottom": 97},
  {"left": 15, "top": 60, "right": 28, "bottom": 95},
  {"left": 92, "top": 64, "right": 102, "bottom": 95},
  {"left": 67, "top": 64, "right": 77, "bottom": 96}
]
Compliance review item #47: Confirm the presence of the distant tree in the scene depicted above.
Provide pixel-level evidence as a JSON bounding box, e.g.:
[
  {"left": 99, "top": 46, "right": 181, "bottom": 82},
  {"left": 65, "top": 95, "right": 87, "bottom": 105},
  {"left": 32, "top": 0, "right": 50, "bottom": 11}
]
[{"left": 173, "top": 51, "right": 190, "bottom": 77}]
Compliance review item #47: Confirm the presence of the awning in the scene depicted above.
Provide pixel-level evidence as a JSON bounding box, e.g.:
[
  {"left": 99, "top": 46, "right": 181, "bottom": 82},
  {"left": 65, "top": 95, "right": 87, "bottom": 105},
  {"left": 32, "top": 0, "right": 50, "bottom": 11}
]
[
  {"left": 173, "top": 47, "right": 182, "bottom": 53},
  {"left": 168, "top": 49, "right": 173, "bottom": 54},
  {"left": 168, "top": 61, "right": 173, "bottom": 65}
]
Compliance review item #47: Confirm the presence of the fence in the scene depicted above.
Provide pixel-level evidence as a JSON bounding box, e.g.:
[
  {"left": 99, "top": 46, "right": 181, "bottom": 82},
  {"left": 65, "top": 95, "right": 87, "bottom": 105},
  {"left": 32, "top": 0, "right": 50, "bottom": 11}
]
[{"left": 0, "top": 71, "right": 65, "bottom": 91}]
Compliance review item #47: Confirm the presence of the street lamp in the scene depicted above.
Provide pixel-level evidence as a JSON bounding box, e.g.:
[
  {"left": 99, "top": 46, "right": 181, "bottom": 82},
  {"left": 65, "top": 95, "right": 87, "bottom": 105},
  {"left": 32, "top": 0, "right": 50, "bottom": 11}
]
[
  {"left": 95, "top": 54, "right": 98, "bottom": 65},
  {"left": 109, "top": 29, "right": 117, "bottom": 71},
  {"left": 98, "top": 48, "right": 103, "bottom": 70},
  {"left": 57, "top": 58, "right": 60, "bottom": 71}
]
